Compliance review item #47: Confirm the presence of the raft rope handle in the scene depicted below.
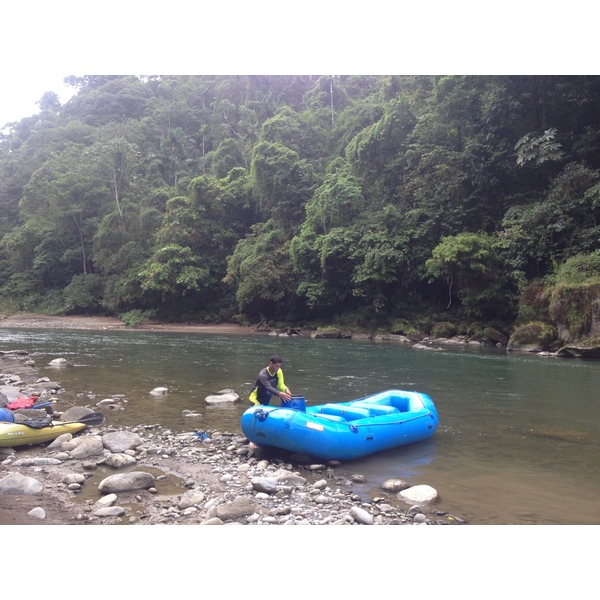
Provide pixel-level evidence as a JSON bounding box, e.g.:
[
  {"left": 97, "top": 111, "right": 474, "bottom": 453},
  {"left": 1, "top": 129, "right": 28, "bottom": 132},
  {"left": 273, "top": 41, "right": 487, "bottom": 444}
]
[
  {"left": 253, "top": 408, "right": 269, "bottom": 424},
  {"left": 346, "top": 412, "right": 434, "bottom": 429}
]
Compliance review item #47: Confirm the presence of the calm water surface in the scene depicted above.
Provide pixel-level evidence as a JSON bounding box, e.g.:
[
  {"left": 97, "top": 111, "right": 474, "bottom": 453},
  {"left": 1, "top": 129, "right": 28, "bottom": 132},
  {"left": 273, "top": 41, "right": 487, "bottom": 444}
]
[{"left": 2, "top": 327, "right": 599, "bottom": 525}]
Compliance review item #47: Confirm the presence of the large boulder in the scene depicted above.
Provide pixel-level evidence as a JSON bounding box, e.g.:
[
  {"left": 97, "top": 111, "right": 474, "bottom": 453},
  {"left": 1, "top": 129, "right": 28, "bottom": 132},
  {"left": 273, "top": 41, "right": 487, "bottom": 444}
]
[
  {"left": 98, "top": 471, "right": 155, "bottom": 494},
  {"left": 205, "top": 391, "right": 239, "bottom": 405},
  {"left": 68, "top": 436, "right": 104, "bottom": 459},
  {"left": 507, "top": 322, "right": 557, "bottom": 353},
  {"left": 549, "top": 281, "right": 600, "bottom": 343},
  {"left": 397, "top": 484, "right": 438, "bottom": 505},
  {"left": 215, "top": 497, "right": 258, "bottom": 521},
  {"left": 555, "top": 339, "right": 600, "bottom": 358},
  {"left": 431, "top": 321, "right": 458, "bottom": 339},
  {"left": 311, "top": 327, "right": 342, "bottom": 339},
  {"left": 102, "top": 431, "right": 144, "bottom": 453},
  {"left": 0, "top": 472, "right": 43, "bottom": 495},
  {"left": 60, "top": 406, "right": 94, "bottom": 422}
]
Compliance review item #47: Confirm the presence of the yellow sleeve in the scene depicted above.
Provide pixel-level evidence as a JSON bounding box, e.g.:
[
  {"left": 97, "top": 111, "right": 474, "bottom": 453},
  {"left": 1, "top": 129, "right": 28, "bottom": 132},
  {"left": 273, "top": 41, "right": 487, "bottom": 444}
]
[{"left": 276, "top": 369, "right": 288, "bottom": 392}]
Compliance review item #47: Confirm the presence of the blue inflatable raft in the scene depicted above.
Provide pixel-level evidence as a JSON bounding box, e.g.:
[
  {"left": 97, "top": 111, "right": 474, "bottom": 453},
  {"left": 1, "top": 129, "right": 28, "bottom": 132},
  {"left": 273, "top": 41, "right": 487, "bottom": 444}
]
[{"left": 240, "top": 389, "right": 439, "bottom": 461}]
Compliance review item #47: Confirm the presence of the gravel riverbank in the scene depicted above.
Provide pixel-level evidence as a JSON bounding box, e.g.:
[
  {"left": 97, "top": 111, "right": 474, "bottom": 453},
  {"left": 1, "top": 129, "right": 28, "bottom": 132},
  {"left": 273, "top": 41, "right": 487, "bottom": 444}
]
[{"left": 1, "top": 415, "right": 465, "bottom": 526}]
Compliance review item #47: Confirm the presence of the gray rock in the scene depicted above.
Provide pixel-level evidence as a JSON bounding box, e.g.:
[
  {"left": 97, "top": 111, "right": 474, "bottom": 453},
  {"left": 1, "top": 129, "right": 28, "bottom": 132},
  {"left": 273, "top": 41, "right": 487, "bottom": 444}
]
[
  {"left": 0, "top": 385, "right": 22, "bottom": 402},
  {"left": 0, "top": 472, "right": 43, "bottom": 494},
  {"left": 28, "top": 507, "right": 46, "bottom": 519},
  {"left": 313, "top": 494, "right": 332, "bottom": 504},
  {"left": 13, "top": 457, "right": 63, "bottom": 467},
  {"left": 381, "top": 478, "right": 410, "bottom": 492},
  {"left": 149, "top": 387, "right": 168, "bottom": 395},
  {"left": 69, "top": 436, "right": 104, "bottom": 459},
  {"left": 62, "top": 473, "right": 86, "bottom": 485},
  {"left": 350, "top": 506, "right": 374, "bottom": 525},
  {"left": 178, "top": 489, "right": 206, "bottom": 509},
  {"left": 60, "top": 406, "right": 94, "bottom": 422},
  {"left": 412, "top": 343, "right": 442, "bottom": 351},
  {"left": 98, "top": 471, "right": 155, "bottom": 494},
  {"left": 96, "top": 398, "right": 121, "bottom": 407},
  {"left": 102, "top": 431, "right": 144, "bottom": 453},
  {"left": 94, "top": 506, "right": 127, "bottom": 517},
  {"left": 94, "top": 493, "right": 117, "bottom": 508},
  {"left": 216, "top": 497, "right": 258, "bottom": 520},
  {"left": 398, "top": 484, "right": 438, "bottom": 505},
  {"left": 24, "top": 381, "right": 62, "bottom": 394},
  {"left": 205, "top": 392, "right": 239, "bottom": 404},
  {"left": 272, "top": 469, "right": 307, "bottom": 486},
  {"left": 251, "top": 476, "right": 278, "bottom": 494},
  {"left": 200, "top": 517, "right": 224, "bottom": 525},
  {"left": 104, "top": 453, "right": 137, "bottom": 468},
  {"left": 49, "top": 358, "right": 68, "bottom": 367},
  {"left": 47, "top": 433, "right": 76, "bottom": 449},
  {"left": 183, "top": 411, "right": 202, "bottom": 418}
]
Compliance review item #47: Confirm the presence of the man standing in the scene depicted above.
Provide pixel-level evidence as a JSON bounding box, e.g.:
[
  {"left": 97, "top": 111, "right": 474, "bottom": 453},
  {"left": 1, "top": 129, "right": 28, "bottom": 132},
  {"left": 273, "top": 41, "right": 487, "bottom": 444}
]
[{"left": 249, "top": 355, "right": 292, "bottom": 406}]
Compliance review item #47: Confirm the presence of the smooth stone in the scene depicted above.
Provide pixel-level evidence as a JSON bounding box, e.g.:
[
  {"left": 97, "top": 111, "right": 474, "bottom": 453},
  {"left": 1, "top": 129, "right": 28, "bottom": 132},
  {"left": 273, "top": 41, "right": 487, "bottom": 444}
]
[
  {"left": 102, "top": 431, "right": 144, "bottom": 453},
  {"left": 104, "top": 453, "right": 137, "bottom": 468},
  {"left": 204, "top": 392, "right": 239, "bottom": 404},
  {"left": 216, "top": 497, "right": 257, "bottom": 520},
  {"left": 28, "top": 507, "right": 46, "bottom": 519},
  {"left": 178, "top": 489, "right": 206, "bottom": 509},
  {"left": 61, "top": 406, "right": 94, "bottom": 422},
  {"left": 149, "top": 387, "right": 169, "bottom": 395},
  {"left": 251, "top": 476, "right": 278, "bottom": 494},
  {"left": 68, "top": 436, "right": 104, "bottom": 459},
  {"left": 381, "top": 478, "right": 410, "bottom": 492},
  {"left": 397, "top": 484, "right": 438, "bottom": 505},
  {"left": 94, "top": 506, "right": 127, "bottom": 517},
  {"left": 94, "top": 493, "right": 118, "bottom": 508},
  {"left": 0, "top": 472, "right": 43, "bottom": 494},
  {"left": 350, "top": 506, "right": 374, "bottom": 525},
  {"left": 62, "top": 473, "right": 86, "bottom": 485},
  {"left": 98, "top": 471, "right": 155, "bottom": 494},
  {"left": 48, "top": 358, "right": 68, "bottom": 367},
  {"left": 13, "top": 457, "right": 62, "bottom": 466}
]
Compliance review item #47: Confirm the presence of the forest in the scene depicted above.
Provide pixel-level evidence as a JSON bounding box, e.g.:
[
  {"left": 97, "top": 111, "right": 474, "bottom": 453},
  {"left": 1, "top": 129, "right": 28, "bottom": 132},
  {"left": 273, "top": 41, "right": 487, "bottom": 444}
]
[{"left": 2, "top": 75, "right": 600, "bottom": 337}]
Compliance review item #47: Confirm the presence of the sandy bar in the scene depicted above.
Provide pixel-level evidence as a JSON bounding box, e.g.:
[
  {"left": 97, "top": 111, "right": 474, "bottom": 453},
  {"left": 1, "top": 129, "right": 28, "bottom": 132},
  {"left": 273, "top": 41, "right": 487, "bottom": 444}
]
[{"left": 0, "top": 313, "right": 255, "bottom": 335}]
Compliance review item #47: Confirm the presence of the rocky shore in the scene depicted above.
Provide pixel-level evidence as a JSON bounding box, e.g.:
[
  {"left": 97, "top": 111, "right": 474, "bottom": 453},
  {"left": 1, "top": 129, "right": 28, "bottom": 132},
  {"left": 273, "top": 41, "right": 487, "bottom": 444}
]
[
  {"left": 0, "top": 336, "right": 466, "bottom": 527},
  {"left": 0, "top": 419, "right": 465, "bottom": 526}
]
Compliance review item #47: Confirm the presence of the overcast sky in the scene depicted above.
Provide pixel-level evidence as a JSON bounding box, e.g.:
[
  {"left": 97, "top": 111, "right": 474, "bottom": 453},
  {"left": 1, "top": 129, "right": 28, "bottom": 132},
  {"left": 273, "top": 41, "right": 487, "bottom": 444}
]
[
  {"left": 2, "top": 74, "right": 75, "bottom": 127},
  {"left": 1, "top": 3, "right": 594, "bottom": 130}
]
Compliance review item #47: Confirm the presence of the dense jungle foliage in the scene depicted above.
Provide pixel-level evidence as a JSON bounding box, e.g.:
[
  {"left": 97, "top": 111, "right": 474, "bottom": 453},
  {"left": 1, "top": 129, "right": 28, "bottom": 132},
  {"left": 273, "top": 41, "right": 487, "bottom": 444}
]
[{"left": 2, "top": 75, "right": 600, "bottom": 333}]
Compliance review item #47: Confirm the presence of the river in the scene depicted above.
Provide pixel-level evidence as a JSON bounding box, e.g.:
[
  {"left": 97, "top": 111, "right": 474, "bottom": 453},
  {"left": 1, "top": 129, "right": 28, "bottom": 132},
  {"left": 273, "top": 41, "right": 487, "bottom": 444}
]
[{"left": 1, "top": 326, "right": 599, "bottom": 525}]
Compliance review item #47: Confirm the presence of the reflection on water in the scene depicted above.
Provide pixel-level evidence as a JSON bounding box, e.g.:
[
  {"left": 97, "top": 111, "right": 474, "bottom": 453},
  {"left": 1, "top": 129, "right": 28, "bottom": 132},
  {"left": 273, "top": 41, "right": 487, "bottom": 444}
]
[{"left": 1, "top": 327, "right": 599, "bottom": 524}]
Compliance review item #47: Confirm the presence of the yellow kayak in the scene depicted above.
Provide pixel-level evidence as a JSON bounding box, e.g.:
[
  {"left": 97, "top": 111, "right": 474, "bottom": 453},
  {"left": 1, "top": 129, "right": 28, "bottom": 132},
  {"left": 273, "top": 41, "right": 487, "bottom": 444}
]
[{"left": 0, "top": 420, "right": 87, "bottom": 448}]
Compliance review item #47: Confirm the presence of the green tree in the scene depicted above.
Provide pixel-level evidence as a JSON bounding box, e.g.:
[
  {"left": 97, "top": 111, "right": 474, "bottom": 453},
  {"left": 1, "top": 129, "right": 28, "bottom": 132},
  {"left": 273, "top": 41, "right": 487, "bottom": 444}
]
[
  {"left": 224, "top": 221, "right": 296, "bottom": 320},
  {"left": 290, "top": 159, "right": 365, "bottom": 312},
  {"left": 250, "top": 140, "right": 316, "bottom": 227},
  {"left": 425, "top": 231, "right": 516, "bottom": 319},
  {"left": 515, "top": 128, "right": 564, "bottom": 167},
  {"left": 138, "top": 174, "right": 250, "bottom": 316},
  {"left": 503, "top": 163, "right": 600, "bottom": 279}
]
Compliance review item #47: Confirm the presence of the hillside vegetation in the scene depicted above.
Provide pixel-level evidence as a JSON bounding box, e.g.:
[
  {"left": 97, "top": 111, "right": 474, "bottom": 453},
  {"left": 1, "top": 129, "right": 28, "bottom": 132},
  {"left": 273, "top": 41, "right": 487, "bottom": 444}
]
[{"left": 2, "top": 75, "right": 600, "bottom": 337}]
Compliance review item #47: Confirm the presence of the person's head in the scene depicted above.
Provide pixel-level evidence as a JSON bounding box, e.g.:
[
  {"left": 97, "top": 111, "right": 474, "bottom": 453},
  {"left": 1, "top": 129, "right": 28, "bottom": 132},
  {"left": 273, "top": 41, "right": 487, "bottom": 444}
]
[{"left": 269, "top": 355, "right": 283, "bottom": 371}]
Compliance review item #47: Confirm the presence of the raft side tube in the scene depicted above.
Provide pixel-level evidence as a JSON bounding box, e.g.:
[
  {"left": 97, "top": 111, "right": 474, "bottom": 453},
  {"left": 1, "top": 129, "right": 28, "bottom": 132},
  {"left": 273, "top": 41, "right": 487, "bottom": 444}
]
[
  {"left": 351, "top": 403, "right": 399, "bottom": 416},
  {"left": 318, "top": 404, "right": 371, "bottom": 421}
]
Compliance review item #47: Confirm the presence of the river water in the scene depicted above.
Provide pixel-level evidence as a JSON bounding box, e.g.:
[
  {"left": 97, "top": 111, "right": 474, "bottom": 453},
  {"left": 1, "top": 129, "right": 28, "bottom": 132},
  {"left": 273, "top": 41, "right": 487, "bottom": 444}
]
[{"left": 1, "top": 326, "right": 599, "bottom": 525}]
